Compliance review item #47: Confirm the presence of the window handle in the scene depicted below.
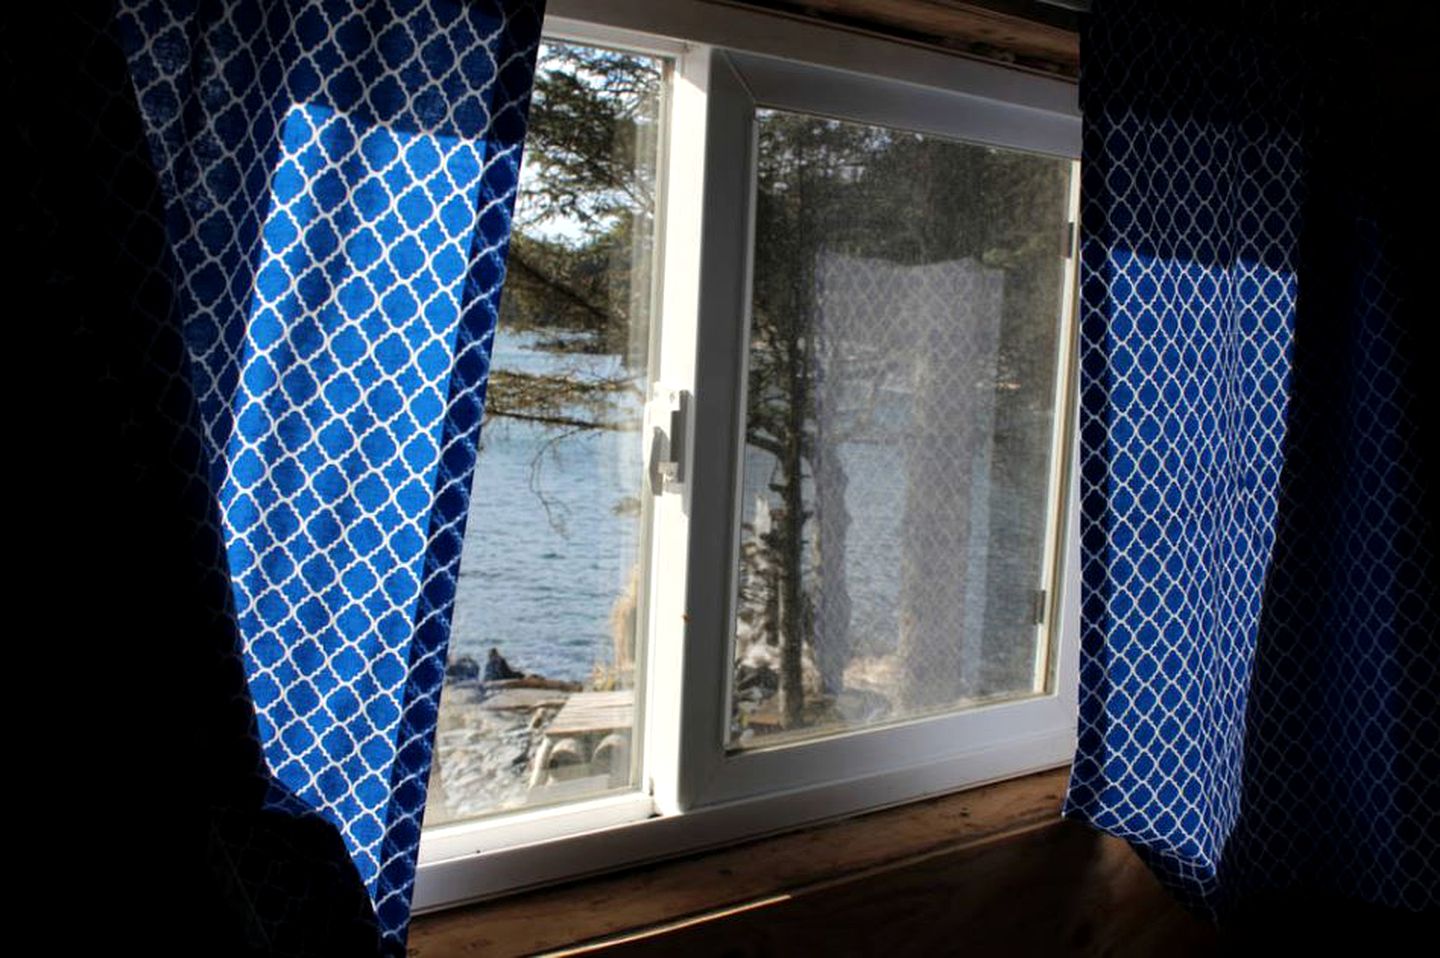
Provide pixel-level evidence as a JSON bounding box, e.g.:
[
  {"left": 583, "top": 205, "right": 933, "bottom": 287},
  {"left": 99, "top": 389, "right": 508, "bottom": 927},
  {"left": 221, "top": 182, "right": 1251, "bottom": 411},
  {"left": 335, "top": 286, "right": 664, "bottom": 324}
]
[{"left": 649, "top": 387, "right": 691, "bottom": 494}]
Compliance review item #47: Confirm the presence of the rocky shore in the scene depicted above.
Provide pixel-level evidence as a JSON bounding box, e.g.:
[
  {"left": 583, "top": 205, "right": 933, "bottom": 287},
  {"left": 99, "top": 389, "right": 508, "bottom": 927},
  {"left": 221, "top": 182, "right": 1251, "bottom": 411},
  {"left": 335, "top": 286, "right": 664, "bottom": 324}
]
[{"left": 423, "top": 651, "right": 582, "bottom": 828}]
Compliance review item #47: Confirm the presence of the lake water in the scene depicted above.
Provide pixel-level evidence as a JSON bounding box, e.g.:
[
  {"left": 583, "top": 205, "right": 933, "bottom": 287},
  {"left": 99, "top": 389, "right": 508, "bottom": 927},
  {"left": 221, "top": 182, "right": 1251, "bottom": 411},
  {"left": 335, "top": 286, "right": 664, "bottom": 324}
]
[
  {"left": 450, "top": 329, "right": 644, "bottom": 682},
  {"left": 450, "top": 329, "right": 1030, "bottom": 690}
]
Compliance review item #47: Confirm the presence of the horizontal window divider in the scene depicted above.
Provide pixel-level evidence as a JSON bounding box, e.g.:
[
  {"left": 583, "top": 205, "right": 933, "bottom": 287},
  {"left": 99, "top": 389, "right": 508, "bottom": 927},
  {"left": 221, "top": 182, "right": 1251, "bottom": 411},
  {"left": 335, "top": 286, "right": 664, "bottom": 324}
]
[
  {"left": 413, "top": 729, "right": 1074, "bottom": 913},
  {"left": 544, "top": 0, "right": 1078, "bottom": 114},
  {"left": 418, "top": 792, "right": 657, "bottom": 868},
  {"left": 542, "top": 14, "right": 691, "bottom": 58},
  {"left": 726, "top": 50, "right": 1080, "bottom": 156}
]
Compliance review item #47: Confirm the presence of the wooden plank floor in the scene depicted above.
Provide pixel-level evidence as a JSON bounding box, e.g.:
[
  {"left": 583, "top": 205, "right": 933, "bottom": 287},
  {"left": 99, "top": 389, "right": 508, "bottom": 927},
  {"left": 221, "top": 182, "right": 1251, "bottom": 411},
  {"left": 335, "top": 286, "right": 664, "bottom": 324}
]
[{"left": 408, "top": 768, "right": 1216, "bottom": 956}]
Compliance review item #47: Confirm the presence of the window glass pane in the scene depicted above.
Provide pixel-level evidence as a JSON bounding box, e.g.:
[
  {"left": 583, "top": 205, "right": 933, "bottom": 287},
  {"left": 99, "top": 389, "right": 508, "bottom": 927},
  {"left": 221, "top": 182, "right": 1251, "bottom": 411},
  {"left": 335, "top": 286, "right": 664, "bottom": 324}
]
[
  {"left": 425, "top": 40, "right": 664, "bottom": 825},
  {"left": 731, "top": 109, "right": 1073, "bottom": 747}
]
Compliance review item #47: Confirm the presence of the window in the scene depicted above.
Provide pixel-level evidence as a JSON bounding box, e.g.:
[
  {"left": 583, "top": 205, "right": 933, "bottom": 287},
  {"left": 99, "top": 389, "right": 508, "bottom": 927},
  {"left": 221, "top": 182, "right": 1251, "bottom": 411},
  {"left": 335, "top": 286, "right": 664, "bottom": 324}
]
[
  {"left": 729, "top": 109, "right": 1073, "bottom": 749},
  {"left": 422, "top": 35, "right": 665, "bottom": 829},
  {"left": 416, "top": 0, "right": 1080, "bottom": 911}
]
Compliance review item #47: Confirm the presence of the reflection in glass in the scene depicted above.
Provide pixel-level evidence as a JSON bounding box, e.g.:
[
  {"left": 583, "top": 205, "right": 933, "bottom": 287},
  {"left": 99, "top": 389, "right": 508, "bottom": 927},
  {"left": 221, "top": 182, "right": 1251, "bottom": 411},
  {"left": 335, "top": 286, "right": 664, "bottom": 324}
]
[
  {"left": 426, "top": 41, "right": 664, "bottom": 825},
  {"left": 731, "top": 110, "right": 1074, "bottom": 747}
]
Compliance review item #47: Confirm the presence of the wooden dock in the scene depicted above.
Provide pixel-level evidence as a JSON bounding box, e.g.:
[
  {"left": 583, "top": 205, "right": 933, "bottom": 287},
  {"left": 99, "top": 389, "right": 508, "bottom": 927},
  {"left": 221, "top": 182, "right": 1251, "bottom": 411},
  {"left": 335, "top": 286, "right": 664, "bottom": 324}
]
[
  {"left": 528, "top": 690, "right": 635, "bottom": 792},
  {"left": 545, "top": 690, "right": 633, "bottom": 737}
]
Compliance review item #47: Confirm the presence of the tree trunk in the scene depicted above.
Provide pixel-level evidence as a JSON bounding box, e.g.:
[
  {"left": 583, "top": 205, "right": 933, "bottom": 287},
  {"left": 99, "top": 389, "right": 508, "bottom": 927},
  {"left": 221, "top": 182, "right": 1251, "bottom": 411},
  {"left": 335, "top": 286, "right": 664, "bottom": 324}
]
[
  {"left": 813, "top": 255, "right": 854, "bottom": 697},
  {"left": 779, "top": 332, "right": 809, "bottom": 728}
]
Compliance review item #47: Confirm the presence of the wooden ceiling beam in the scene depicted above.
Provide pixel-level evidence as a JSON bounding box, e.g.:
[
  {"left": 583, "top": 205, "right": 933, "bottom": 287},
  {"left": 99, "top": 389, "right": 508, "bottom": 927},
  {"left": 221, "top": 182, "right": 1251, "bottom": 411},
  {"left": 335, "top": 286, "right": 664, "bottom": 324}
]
[{"left": 709, "top": 1, "right": 1080, "bottom": 77}]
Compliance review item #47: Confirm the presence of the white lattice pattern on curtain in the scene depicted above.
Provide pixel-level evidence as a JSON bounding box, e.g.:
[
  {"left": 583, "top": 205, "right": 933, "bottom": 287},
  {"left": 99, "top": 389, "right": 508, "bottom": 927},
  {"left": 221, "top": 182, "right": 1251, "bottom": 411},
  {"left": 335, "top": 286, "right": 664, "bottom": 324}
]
[{"left": 116, "top": 0, "right": 545, "bottom": 944}]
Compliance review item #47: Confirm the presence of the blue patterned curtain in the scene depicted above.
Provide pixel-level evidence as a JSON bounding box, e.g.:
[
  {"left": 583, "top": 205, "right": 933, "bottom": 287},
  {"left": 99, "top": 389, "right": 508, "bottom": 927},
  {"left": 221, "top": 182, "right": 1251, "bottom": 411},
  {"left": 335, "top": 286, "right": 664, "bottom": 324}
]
[
  {"left": 29, "top": 1, "right": 543, "bottom": 952},
  {"left": 1066, "top": 0, "right": 1438, "bottom": 923}
]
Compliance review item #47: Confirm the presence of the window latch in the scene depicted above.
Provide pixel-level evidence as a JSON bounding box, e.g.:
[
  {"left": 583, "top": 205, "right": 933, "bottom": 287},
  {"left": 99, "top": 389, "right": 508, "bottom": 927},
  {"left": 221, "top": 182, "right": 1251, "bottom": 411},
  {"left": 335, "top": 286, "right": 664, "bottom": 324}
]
[{"left": 648, "top": 387, "right": 691, "bottom": 494}]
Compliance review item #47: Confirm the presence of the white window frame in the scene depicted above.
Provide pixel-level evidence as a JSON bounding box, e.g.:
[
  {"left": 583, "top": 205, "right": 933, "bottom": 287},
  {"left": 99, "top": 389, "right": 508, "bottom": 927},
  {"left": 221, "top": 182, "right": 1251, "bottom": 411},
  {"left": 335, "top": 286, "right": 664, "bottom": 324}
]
[{"left": 414, "top": 0, "right": 1080, "bottom": 914}]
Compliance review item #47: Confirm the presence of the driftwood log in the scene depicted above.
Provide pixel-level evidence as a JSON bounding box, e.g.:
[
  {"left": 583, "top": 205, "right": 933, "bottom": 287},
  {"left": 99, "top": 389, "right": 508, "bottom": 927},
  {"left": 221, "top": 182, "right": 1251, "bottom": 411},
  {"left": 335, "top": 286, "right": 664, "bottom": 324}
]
[{"left": 484, "top": 676, "right": 583, "bottom": 693}]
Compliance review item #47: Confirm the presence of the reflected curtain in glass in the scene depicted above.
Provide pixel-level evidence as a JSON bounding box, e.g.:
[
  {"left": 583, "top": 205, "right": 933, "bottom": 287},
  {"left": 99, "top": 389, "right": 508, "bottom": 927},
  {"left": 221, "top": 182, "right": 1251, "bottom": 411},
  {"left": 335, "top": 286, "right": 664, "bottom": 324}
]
[{"left": 732, "top": 110, "right": 1075, "bottom": 746}]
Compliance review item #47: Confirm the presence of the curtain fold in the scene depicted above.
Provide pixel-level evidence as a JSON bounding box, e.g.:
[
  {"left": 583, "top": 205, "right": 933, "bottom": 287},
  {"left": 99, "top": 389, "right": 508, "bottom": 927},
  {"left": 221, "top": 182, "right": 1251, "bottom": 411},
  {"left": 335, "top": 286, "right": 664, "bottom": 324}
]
[
  {"left": 1066, "top": 0, "right": 1438, "bottom": 921},
  {"left": 41, "top": 1, "right": 544, "bottom": 952}
]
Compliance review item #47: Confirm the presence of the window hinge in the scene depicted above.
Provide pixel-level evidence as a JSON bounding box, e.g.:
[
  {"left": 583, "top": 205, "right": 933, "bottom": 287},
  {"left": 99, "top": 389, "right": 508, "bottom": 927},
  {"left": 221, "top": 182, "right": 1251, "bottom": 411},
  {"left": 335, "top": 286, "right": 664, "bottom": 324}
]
[
  {"left": 1062, "top": 221, "right": 1076, "bottom": 259},
  {"left": 1032, "top": 589, "right": 1048, "bottom": 626}
]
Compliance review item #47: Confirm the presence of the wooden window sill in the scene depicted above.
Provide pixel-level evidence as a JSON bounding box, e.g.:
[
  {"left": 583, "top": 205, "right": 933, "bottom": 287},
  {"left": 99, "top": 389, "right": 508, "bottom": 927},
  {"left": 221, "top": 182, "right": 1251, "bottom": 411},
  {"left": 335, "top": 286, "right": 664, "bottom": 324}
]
[{"left": 408, "top": 767, "right": 1214, "bottom": 956}]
